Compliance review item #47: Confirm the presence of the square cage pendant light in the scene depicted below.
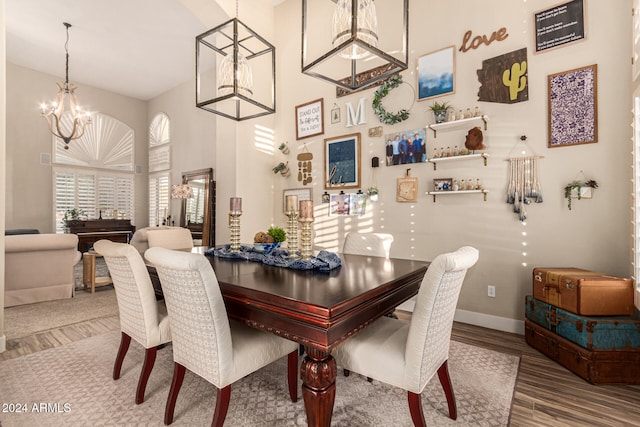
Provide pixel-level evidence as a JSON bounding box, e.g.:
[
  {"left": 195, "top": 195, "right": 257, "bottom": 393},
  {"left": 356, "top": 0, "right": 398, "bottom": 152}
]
[
  {"left": 302, "top": 0, "right": 408, "bottom": 92},
  {"left": 196, "top": 18, "right": 275, "bottom": 121}
]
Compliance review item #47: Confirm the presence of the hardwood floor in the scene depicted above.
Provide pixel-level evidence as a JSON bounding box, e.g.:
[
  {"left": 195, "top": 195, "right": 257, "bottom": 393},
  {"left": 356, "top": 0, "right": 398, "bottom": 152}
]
[{"left": 2, "top": 311, "right": 639, "bottom": 425}]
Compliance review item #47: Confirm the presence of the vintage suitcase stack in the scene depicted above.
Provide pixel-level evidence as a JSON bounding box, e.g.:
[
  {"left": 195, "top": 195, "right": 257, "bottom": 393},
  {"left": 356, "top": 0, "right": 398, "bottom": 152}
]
[{"left": 525, "top": 267, "right": 640, "bottom": 384}]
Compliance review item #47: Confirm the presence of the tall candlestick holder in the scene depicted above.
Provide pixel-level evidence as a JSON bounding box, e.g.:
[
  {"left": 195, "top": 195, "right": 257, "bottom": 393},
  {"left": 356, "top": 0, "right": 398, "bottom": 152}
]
[
  {"left": 285, "top": 210, "right": 300, "bottom": 259},
  {"left": 228, "top": 210, "right": 242, "bottom": 252},
  {"left": 298, "top": 217, "right": 314, "bottom": 260}
]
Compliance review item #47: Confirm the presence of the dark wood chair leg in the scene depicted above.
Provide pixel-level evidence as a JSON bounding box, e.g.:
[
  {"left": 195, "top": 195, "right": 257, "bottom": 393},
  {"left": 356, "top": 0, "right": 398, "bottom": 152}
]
[
  {"left": 113, "top": 332, "right": 131, "bottom": 380},
  {"left": 343, "top": 368, "right": 350, "bottom": 377},
  {"left": 407, "top": 392, "right": 426, "bottom": 427},
  {"left": 287, "top": 350, "right": 298, "bottom": 402},
  {"left": 437, "top": 360, "right": 457, "bottom": 420},
  {"left": 164, "top": 363, "right": 186, "bottom": 425},
  {"left": 211, "top": 385, "right": 231, "bottom": 427},
  {"left": 136, "top": 346, "right": 158, "bottom": 404}
]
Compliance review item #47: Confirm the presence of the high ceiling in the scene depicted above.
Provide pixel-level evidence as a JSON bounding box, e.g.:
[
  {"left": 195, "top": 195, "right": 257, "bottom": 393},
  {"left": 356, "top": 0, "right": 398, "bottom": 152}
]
[{"left": 5, "top": 0, "right": 284, "bottom": 101}]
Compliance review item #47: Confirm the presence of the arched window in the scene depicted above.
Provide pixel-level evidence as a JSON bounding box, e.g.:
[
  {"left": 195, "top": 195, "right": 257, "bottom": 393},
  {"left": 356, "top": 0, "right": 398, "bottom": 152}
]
[
  {"left": 149, "top": 113, "right": 171, "bottom": 226},
  {"left": 53, "top": 113, "right": 135, "bottom": 232}
]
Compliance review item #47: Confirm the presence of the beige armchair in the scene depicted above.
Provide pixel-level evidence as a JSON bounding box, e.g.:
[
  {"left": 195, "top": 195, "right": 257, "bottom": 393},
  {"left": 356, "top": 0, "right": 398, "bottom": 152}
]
[
  {"left": 130, "top": 226, "right": 193, "bottom": 254},
  {"left": 146, "top": 227, "right": 194, "bottom": 250},
  {"left": 145, "top": 247, "right": 298, "bottom": 426},
  {"left": 93, "top": 240, "right": 172, "bottom": 405},
  {"left": 332, "top": 246, "right": 479, "bottom": 427},
  {"left": 4, "top": 233, "right": 81, "bottom": 307}
]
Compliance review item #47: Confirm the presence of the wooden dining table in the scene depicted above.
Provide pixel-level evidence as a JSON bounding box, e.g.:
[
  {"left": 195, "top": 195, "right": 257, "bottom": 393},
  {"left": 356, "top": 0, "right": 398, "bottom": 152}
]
[{"left": 146, "top": 247, "right": 429, "bottom": 427}]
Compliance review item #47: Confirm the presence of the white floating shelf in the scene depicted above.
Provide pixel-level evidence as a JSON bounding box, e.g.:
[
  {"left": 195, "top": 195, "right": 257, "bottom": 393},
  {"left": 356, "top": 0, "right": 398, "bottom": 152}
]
[
  {"left": 427, "top": 153, "right": 489, "bottom": 170},
  {"left": 427, "top": 115, "right": 489, "bottom": 138},
  {"left": 425, "top": 189, "right": 489, "bottom": 202}
]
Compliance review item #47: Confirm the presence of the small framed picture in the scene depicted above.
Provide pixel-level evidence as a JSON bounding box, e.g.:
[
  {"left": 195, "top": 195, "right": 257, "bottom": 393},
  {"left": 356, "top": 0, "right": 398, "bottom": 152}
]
[
  {"left": 433, "top": 178, "right": 453, "bottom": 192},
  {"left": 296, "top": 98, "right": 324, "bottom": 140},
  {"left": 331, "top": 105, "right": 341, "bottom": 124}
]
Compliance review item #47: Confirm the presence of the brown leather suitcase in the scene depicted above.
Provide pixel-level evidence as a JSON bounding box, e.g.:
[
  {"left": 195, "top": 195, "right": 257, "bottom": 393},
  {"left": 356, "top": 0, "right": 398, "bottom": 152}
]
[
  {"left": 525, "top": 320, "right": 640, "bottom": 384},
  {"left": 532, "top": 267, "right": 634, "bottom": 316}
]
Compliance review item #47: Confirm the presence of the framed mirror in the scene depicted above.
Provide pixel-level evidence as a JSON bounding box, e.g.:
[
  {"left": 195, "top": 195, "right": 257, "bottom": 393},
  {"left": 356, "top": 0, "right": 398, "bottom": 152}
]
[{"left": 180, "top": 168, "right": 215, "bottom": 247}]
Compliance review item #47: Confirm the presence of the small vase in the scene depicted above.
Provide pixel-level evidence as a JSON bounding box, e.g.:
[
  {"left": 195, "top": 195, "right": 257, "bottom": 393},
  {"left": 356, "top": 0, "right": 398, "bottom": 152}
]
[
  {"left": 433, "top": 110, "right": 447, "bottom": 124},
  {"left": 280, "top": 166, "right": 291, "bottom": 177}
]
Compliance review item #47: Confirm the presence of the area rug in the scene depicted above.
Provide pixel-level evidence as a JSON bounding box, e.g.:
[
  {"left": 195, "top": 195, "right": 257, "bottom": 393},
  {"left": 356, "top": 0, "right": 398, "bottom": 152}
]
[
  {"left": 3, "top": 288, "right": 118, "bottom": 340},
  {"left": 0, "top": 330, "right": 519, "bottom": 426}
]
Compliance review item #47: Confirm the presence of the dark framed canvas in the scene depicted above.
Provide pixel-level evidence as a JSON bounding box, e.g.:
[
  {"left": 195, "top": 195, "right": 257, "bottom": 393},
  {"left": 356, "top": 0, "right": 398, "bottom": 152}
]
[{"left": 324, "top": 133, "right": 361, "bottom": 190}]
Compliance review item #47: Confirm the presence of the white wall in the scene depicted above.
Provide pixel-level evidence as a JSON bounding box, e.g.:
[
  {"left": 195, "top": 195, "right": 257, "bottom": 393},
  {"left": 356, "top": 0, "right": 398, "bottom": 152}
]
[
  {"left": 274, "top": 0, "right": 633, "bottom": 329},
  {"left": 5, "top": 63, "right": 149, "bottom": 232}
]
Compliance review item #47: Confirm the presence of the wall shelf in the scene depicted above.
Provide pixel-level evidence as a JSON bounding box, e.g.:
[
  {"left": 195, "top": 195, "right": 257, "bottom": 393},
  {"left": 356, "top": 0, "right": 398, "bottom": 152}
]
[
  {"left": 427, "top": 115, "right": 489, "bottom": 138},
  {"left": 425, "top": 189, "right": 489, "bottom": 202},
  {"left": 427, "top": 153, "right": 489, "bottom": 170}
]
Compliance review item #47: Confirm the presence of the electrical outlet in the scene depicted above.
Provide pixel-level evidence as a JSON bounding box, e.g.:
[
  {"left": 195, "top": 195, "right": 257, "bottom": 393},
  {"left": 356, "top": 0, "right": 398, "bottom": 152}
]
[{"left": 487, "top": 285, "right": 496, "bottom": 298}]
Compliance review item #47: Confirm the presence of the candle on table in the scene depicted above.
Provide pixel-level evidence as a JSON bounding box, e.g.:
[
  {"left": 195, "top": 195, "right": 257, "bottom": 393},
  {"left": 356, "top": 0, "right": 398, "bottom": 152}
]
[
  {"left": 230, "top": 197, "right": 242, "bottom": 212},
  {"left": 285, "top": 195, "right": 298, "bottom": 212},
  {"left": 299, "top": 200, "right": 314, "bottom": 219}
]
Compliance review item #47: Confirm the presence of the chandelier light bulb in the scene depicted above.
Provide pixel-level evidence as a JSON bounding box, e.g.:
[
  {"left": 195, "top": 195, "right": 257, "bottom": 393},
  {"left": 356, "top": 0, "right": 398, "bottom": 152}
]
[{"left": 332, "top": 0, "right": 379, "bottom": 60}]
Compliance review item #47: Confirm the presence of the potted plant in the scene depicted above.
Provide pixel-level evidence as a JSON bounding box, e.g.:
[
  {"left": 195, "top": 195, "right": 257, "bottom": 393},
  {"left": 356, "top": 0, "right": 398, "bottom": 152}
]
[
  {"left": 367, "top": 186, "right": 379, "bottom": 201},
  {"left": 62, "top": 208, "right": 86, "bottom": 230},
  {"left": 429, "top": 101, "right": 451, "bottom": 124},
  {"left": 564, "top": 179, "right": 598, "bottom": 210},
  {"left": 253, "top": 226, "right": 287, "bottom": 254},
  {"left": 278, "top": 142, "right": 290, "bottom": 155},
  {"left": 273, "top": 162, "right": 291, "bottom": 177}
]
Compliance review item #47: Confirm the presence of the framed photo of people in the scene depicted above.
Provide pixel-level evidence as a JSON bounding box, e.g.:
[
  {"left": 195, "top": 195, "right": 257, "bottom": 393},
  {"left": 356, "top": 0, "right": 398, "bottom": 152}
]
[{"left": 384, "top": 128, "right": 427, "bottom": 166}]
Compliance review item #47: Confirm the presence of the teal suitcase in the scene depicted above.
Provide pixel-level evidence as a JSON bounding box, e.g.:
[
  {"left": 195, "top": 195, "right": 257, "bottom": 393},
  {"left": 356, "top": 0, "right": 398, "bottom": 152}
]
[{"left": 525, "top": 295, "right": 640, "bottom": 351}]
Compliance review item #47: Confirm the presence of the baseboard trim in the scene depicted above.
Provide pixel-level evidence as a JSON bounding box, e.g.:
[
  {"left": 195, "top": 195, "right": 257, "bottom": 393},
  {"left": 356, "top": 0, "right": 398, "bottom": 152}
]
[
  {"left": 0, "top": 334, "right": 6, "bottom": 353},
  {"left": 454, "top": 309, "right": 525, "bottom": 335}
]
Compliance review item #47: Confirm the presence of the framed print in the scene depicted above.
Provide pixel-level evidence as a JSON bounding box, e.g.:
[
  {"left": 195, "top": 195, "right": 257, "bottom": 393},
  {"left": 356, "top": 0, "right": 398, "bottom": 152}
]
[
  {"left": 330, "top": 193, "right": 350, "bottom": 216},
  {"left": 296, "top": 98, "right": 324, "bottom": 140},
  {"left": 433, "top": 178, "right": 453, "bottom": 192},
  {"left": 384, "top": 127, "right": 427, "bottom": 166},
  {"left": 534, "top": 0, "right": 585, "bottom": 54},
  {"left": 417, "top": 46, "right": 455, "bottom": 101},
  {"left": 331, "top": 104, "right": 341, "bottom": 124},
  {"left": 397, "top": 176, "right": 418, "bottom": 202},
  {"left": 283, "top": 188, "right": 313, "bottom": 212},
  {"left": 324, "top": 133, "right": 361, "bottom": 190},
  {"left": 548, "top": 64, "right": 597, "bottom": 148},
  {"left": 349, "top": 193, "right": 367, "bottom": 216}
]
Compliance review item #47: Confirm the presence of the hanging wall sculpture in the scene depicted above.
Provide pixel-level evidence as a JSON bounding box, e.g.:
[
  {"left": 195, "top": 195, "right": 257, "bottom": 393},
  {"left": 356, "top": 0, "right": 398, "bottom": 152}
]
[
  {"left": 506, "top": 136, "right": 543, "bottom": 221},
  {"left": 477, "top": 48, "right": 528, "bottom": 104},
  {"left": 297, "top": 145, "right": 313, "bottom": 185}
]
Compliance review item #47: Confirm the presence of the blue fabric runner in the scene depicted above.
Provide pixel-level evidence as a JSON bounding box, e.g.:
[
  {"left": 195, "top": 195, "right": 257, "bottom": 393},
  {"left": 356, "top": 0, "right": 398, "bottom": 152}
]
[{"left": 205, "top": 244, "right": 342, "bottom": 272}]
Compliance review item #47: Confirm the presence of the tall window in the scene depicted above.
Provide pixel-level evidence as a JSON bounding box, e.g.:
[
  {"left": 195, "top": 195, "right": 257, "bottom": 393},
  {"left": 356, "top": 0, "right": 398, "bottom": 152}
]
[
  {"left": 149, "top": 113, "right": 171, "bottom": 225},
  {"left": 53, "top": 113, "right": 135, "bottom": 232}
]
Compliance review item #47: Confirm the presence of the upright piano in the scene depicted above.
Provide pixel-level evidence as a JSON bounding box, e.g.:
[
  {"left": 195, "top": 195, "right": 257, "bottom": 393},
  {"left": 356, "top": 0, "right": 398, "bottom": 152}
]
[{"left": 67, "top": 219, "right": 136, "bottom": 253}]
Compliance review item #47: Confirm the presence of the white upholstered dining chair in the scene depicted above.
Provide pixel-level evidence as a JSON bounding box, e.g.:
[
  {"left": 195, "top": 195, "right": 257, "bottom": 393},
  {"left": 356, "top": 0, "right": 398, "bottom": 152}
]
[
  {"left": 93, "top": 239, "right": 172, "bottom": 405},
  {"left": 145, "top": 247, "right": 299, "bottom": 426},
  {"left": 342, "top": 232, "right": 394, "bottom": 258},
  {"left": 332, "top": 246, "right": 479, "bottom": 427},
  {"left": 146, "top": 227, "right": 194, "bottom": 250}
]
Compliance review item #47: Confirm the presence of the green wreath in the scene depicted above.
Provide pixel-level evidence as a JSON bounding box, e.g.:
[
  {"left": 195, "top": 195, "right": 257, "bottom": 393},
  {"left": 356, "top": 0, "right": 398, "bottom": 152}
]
[{"left": 372, "top": 75, "right": 410, "bottom": 125}]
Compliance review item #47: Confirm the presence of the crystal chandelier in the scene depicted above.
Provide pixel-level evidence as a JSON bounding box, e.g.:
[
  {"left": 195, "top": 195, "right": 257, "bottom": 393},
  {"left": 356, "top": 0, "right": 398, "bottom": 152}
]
[
  {"left": 40, "top": 22, "right": 91, "bottom": 150},
  {"left": 332, "top": 0, "right": 378, "bottom": 60}
]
